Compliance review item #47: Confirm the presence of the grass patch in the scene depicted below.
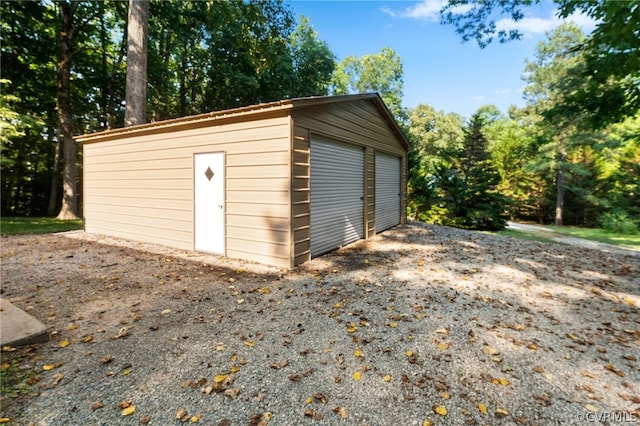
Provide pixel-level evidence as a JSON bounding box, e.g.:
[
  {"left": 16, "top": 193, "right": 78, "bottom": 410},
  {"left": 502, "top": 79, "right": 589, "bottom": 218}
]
[
  {"left": 490, "top": 228, "right": 559, "bottom": 245},
  {"left": 547, "top": 225, "right": 640, "bottom": 249},
  {"left": 0, "top": 217, "right": 84, "bottom": 236}
]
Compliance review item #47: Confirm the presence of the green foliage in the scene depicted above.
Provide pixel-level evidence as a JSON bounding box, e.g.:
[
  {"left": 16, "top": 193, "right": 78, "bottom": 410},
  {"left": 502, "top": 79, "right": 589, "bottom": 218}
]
[
  {"left": 410, "top": 111, "right": 510, "bottom": 231},
  {"left": 0, "top": 217, "right": 84, "bottom": 235},
  {"left": 441, "top": 0, "right": 640, "bottom": 128},
  {"left": 600, "top": 210, "right": 638, "bottom": 235},
  {"left": 331, "top": 46, "right": 404, "bottom": 120}
]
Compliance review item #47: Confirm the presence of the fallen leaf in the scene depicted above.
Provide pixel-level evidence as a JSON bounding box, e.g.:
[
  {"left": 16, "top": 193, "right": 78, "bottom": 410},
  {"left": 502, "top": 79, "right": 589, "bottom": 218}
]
[
  {"left": 52, "top": 373, "right": 64, "bottom": 386},
  {"left": 585, "top": 404, "right": 598, "bottom": 412},
  {"left": 495, "top": 408, "right": 509, "bottom": 418},
  {"left": 435, "top": 328, "right": 448, "bottom": 335},
  {"left": 478, "top": 403, "right": 487, "bottom": 414},
  {"left": 140, "top": 415, "right": 151, "bottom": 424},
  {"left": 213, "top": 374, "right": 229, "bottom": 383},
  {"left": 437, "top": 342, "right": 450, "bottom": 350},
  {"left": 353, "top": 371, "right": 362, "bottom": 381},
  {"left": 91, "top": 401, "right": 104, "bottom": 411},
  {"left": 224, "top": 388, "right": 240, "bottom": 399},
  {"left": 59, "top": 340, "right": 71, "bottom": 348},
  {"left": 533, "top": 365, "right": 544, "bottom": 374},
  {"left": 483, "top": 345, "right": 499, "bottom": 355},
  {"left": 422, "top": 421, "right": 434, "bottom": 426},
  {"left": 314, "top": 393, "right": 328, "bottom": 404},
  {"left": 433, "top": 405, "right": 447, "bottom": 416},
  {"left": 121, "top": 406, "right": 135, "bottom": 416},
  {"left": 354, "top": 349, "right": 364, "bottom": 358},
  {"left": 333, "top": 406, "right": 348, "bottom": 419},
  {"left": 161, "top": 309, "right": 172, "bottom": 315},
  {"left": 245, "top": 341, "right": 255, "bottom": 348},
  {"left": 604, "top": 364, "right": 626, "bottom": 377},
  {"left": 176, "top": 407, "right": 188, "bottom": 420},
  {"left": 383, "top": 374, "right": 392, "bottom": 382}
]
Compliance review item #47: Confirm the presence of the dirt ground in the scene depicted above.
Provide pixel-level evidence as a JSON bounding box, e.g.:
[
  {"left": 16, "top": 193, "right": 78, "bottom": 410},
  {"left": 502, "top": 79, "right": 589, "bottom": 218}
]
[{"left": 1, "top": 223, "right": 639, "bottom": 425}]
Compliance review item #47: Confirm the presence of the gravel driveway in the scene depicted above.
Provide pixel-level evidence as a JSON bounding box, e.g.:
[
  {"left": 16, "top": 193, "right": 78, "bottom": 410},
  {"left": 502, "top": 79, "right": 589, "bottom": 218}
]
[{"left": 1, "top": 223, "right": 638, "bottom": 425}]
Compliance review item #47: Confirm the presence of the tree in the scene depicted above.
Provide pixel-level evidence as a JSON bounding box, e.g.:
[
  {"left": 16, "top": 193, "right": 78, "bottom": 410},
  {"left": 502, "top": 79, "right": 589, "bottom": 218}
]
[
  {"left": 290, "top": 16, "right": 336, "bottom": 97},
  {"left": 427, "top": 112, "right": 510, "bottom": 230},
  {"left": 331, "top": 46, "right": 404, "bottom": 120},
  {"left": 523, "top": 23, "right": 589, "bottom": 226},
  {"left": 441, "top": 0, "right": 640, "bottom": 128},
  {"left": 55, "top": 0, "right": 79, "bottom": 219},
  {"left": 124, "top": 0, "right": 149, "bottom": 127}
]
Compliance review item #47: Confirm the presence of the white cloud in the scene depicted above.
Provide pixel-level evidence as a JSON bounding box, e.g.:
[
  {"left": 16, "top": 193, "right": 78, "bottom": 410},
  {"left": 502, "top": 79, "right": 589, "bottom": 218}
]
[
  {"left": 382, "top": 1, "right": 596, "bottom": 35},
  {"left": 382, "top": 0, "right": 470, "bottom": 22},
  {"left": 495, "top": 11, "right": 597, "bottom": 38},
  {"left": 495, "top": 89, "right": 511, "bottom": 95}
]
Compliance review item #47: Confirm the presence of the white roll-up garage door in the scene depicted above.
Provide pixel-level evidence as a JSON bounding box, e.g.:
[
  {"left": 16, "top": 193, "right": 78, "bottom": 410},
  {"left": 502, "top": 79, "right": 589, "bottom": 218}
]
[
  {"left": 375, "top": 152, "right": 401, "bottom": 232},
  {"left": 310, "top": 138, "right": 365, "bottom": 257}
]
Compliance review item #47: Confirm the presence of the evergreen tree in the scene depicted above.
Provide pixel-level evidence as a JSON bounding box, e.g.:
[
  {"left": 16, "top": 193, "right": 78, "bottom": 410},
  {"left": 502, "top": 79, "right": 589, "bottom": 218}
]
[{"left": 429, "top": 112, "right": 510, "bottom": 231}]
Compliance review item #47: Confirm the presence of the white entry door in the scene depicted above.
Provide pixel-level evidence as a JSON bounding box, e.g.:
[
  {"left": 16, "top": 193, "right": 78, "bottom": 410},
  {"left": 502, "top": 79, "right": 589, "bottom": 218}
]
[{"left": 194, "top": 152, "right": 225, "bottom": 254}]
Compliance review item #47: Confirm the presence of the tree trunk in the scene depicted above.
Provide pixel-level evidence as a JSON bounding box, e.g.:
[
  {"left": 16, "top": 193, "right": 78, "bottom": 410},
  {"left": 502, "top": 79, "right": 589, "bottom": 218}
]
[
  {"left": 47, "top": 124, "right": 62, "bottom": 216},
  {"left": 124, "top": 0, "right": 148, "bottom": 127},
  {"left": 56, "top": 1, "right": 78, "bottom": 220},
  {"left": 554, "top": 152, "right": 566, "bottom": 227}
]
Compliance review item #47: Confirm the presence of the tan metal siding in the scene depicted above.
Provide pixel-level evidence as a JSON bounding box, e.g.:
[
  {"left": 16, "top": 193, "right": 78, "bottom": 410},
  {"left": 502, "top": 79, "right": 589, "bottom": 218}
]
[
  {"left": 291, "top": 126, "right": 311, "bottom": 265},
  {"left": 83, "top": 115, "right": 291, "bottom": 266},
  {"left": 291, "top": 99, "right": 407, "bottom": 263}
]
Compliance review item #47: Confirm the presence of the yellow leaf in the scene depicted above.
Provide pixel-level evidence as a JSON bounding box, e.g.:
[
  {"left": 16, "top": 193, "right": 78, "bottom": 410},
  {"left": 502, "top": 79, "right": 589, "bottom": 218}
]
[
  {"left": 435, "top": 328, "right": 448, "bottom": 335},
  {"left": 483, "top": 345, "right": 499, "bottom": 355},
  {"left": 59, "top": 340, "right": 71, "bottom": 348},
  {"left": 190, "top": 413, "right": 202, "bottom": 423},
  {"left": 567, "top": 333, "right": 578, "bottom": 340},
  {"left": 437, "top": 342, "right": 449, "bottom": 350},
  {"left": 440, "top": 392, "right": 450, "bottom": 399},
  {"left": 422, "top": 421, "right": 433, "bottom": 426},
  {"left": 230, "top": 365, "right": 240, "bottom": 373},
  {"left": 406, "top": 350, "right": 414, "bottom": 357},
  {"left": 306, "top": 397, "right": 313, "bottom": 404},
  {"left": 42, "top": 364, "right": 57, "bottom": 371},
  {"left": 433, "top": 405, "right": 447, "bottom": 416},
  {"left": 388, "top": 322, "right": 398, "bottom": 328},
  {"left": 333, "top": 302, "right": 342, "bottom": 308},
  {"left": 346, "top": 324, "right": 358, "bottom": 333},
  {"left": 494, "top": 377, "right": 509, "bottom": 386},
  {"left": 495, "top": 408, "right": 509, "bottom": 417},
  {"left": 83, "top": 335, "right": 93, "bottom": 343},
  {"left": 230, "top": 354, "right": 238, "bottom": 362},
  {"left": 515, "top": 324, "right": 526, "bottom": 331},
  {"left": 245, "top": 341, "right": 254, "bottom": 347},
  {"left": 263, "top": 412, "right": 273, "bottom": 421},
  {"left": 354, "top": 349, "right": 363, "bottom": 358},
  {"left": 585, "top": 404, "right": 598, "bottom": 412},
  {"left": 122, "top": 369, "right": 131, "bottom": 376},
  {"left": 478, "top": 403, "right": 488, "bottom": 414},
  {"left": 67, "top": 323, "right": 78, "bottom": 330},
  {"left": 213, "top": 374, "right": 229, "bottom": 383},
  {"left": 121, "top": 406, "right": 135, "bottom": 416},
  {"left": 0, "top": 418, "right": 10, "bottom": 424},
  {"left": 352, "top": 371, "right": 362, "bottom": 381},
  {"left": 383, "top": 374, "right": 392, "bottom": 382}
]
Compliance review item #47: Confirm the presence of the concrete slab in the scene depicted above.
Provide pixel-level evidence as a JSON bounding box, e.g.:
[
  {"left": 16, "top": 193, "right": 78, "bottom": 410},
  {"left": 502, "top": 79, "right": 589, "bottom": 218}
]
[{"left": 0, "top": 297, "right": 49, "bottom": 347}]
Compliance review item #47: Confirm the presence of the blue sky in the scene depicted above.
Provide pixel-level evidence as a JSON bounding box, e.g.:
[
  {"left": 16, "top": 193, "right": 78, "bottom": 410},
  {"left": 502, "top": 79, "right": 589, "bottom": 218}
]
[{"left": 287, "top": 0, "right": 595, "bottom": 119}]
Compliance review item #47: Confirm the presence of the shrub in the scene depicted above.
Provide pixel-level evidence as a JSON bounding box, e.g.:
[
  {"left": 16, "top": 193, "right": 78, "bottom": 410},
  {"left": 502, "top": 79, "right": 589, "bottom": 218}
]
[{"left": 600, "top": 210, "right": 638, "bottom": 234}]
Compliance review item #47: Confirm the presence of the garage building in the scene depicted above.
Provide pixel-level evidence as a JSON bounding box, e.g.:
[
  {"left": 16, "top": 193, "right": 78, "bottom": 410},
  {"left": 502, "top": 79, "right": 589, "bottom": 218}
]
[{"left": 78, "top": 93, "right": 409, "bottom": 267}]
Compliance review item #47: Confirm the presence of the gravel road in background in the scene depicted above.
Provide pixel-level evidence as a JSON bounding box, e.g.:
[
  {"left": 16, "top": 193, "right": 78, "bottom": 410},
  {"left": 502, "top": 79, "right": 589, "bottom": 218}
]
[{"left": 1, "top": 223, "right": 638, "bottom": 425}]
